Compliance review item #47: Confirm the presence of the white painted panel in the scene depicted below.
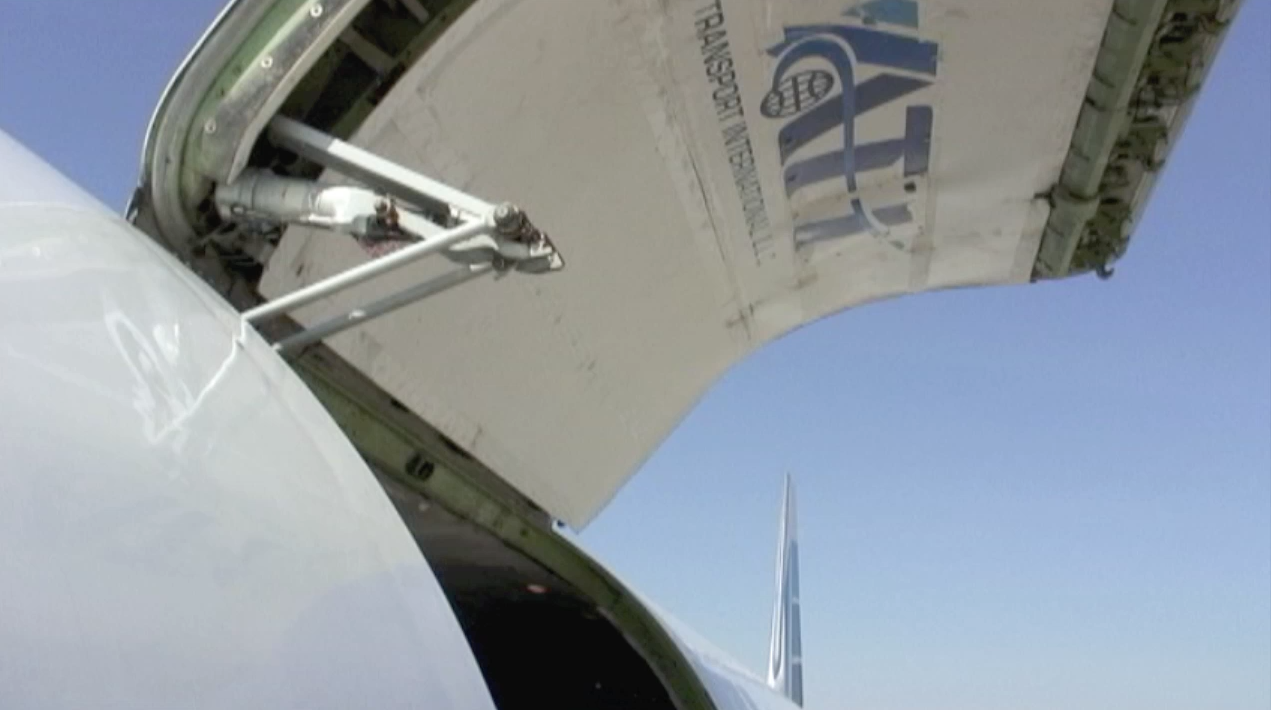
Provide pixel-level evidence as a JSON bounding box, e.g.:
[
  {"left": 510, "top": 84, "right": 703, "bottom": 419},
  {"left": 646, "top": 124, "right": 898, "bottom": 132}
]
[
  {"left": 0, "top": 130, "right": 496, "bottom": 710},
  {"left": 262, "top": 0, "right": 1113, "bottom": 527}
]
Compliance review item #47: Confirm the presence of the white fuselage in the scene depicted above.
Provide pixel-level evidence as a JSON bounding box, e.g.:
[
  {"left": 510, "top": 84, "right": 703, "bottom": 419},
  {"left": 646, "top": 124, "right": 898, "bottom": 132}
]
[{"left": 0, "top": 127, "right": 497, "bottom": 709}]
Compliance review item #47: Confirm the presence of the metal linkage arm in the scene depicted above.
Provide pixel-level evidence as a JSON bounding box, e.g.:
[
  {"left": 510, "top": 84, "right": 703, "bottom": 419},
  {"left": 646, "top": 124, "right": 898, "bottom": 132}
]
[
  {"left": 213, "top": 116, "right": 564, "bottom": 351},
  {"left": 272, "top": 263, "right": 493, "bottom": 353},
  {"left": 268, "top": 115, "right": 492, "bottom": 222},
  {"left": 216, "top": 170, "right": 565, "bottom": 273},
  {"left": 240, "top": 216, "right": 490, "bottom": 325},
  {"left": 215, "top": 170, "right": 445, "bottom": 241}
]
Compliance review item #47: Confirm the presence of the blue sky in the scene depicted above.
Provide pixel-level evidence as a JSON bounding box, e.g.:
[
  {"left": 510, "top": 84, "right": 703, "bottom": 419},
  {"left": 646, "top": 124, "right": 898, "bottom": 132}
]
[{"left": 2, "top": 2, "right": 1267, "bottom": 709}]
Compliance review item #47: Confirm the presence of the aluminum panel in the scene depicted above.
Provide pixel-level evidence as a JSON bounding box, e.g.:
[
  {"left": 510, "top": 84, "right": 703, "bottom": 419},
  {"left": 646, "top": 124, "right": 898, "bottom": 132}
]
[{"left": 261, "top": 0, "right": 1113, "bottom": 527}]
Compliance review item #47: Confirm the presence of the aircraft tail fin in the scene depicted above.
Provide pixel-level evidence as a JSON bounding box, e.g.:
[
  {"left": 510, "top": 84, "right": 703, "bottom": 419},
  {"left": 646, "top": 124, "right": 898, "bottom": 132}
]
[{"left": 766, "top": 474, "right": 803, "bottom": 706}]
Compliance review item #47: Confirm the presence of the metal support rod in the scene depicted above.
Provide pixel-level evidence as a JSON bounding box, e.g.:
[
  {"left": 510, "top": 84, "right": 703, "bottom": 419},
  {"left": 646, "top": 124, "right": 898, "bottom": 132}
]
[
  {"left": 242, "top": 217, "right": 489, "bottom": 324},
  {"left": 268, "top": 115, "right": 493, "bottom": 220},
  {"left": 274, "top": 264, "right": 493, "bottom": 353}
]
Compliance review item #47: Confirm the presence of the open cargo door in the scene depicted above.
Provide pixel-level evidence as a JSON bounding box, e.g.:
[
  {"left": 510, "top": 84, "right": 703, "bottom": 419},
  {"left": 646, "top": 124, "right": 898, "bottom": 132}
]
[{"left": 130, "top": 0, "right": 1241, "bottom": 529}]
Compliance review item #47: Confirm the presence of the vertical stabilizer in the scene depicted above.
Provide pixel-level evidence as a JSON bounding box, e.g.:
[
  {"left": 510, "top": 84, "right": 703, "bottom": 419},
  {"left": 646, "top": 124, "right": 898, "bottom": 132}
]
[{"left": 767, "top": 474, "right": 803, "bottom": 705}]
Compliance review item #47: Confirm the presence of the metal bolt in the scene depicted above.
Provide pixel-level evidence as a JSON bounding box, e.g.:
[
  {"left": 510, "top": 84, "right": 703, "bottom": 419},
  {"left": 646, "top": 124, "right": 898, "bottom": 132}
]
[
  {"left": 405, "top": 453, "right": 435, "bottom": 480},
  {"left": 310, "top": 3, "right": 323, "bottom": 18},
  {"left": 260, "top": 55, "right": 273, "bottom": 69},
  {"left": 203, "top": 118, "right": 217, "bottom": 134},
  {"left": 493, "top": 202, "right": 523, "bottom": 234}
]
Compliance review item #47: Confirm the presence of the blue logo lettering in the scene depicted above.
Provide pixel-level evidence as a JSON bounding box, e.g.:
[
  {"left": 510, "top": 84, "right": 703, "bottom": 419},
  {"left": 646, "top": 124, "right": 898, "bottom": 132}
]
[{"left": 762, "top": 0, "right": 938, "bottom": 248}]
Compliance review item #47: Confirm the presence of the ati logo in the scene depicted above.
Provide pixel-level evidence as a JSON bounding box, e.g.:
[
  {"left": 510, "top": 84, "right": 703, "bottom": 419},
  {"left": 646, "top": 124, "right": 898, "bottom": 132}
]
[{"left": 761, "top": 0, "right": 938, "bottom": 249}]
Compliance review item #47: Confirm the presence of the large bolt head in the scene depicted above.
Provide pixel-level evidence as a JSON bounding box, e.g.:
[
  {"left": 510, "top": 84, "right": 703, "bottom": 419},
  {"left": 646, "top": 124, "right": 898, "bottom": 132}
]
[{"left": 493, "top": 202, "right": 523, "bottom": 233}]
